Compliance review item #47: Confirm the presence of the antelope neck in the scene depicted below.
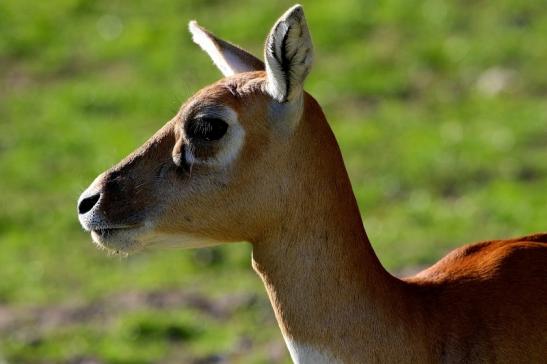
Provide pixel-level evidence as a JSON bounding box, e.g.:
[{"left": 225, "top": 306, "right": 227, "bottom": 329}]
[{"left": 251, "top": 99, "right": 411, "bottom": 361}]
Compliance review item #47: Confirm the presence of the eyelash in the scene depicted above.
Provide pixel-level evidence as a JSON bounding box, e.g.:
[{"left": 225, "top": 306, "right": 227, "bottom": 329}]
[{"left": 186, "top": 117, "right": 228, "bottom": 141}]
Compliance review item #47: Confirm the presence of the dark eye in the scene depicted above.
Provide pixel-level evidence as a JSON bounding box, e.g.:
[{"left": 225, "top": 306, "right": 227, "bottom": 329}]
[{"left": 186, "top": 117, "right": 228, "bottom": 141}]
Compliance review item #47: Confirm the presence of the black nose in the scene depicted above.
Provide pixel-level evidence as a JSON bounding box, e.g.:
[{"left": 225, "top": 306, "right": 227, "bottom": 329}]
[{"left": 78, "top": 193, "right": 101, "bottom": 215}]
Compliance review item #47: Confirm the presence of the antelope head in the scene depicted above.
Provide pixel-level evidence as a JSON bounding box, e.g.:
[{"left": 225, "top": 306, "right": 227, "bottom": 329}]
[{"left": 78, "top": 5, "right": 326, "bottom": 254}]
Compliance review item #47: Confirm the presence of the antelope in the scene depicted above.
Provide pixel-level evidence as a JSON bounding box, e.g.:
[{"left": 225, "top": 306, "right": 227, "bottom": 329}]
[{"left": 78, "top": 5, "right": 547, "bottom": 363}]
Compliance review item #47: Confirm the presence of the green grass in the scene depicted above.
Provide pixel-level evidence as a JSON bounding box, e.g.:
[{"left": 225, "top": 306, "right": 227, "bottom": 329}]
[{"left": 1, "top": 0, "right": 546, "bottom": 362}]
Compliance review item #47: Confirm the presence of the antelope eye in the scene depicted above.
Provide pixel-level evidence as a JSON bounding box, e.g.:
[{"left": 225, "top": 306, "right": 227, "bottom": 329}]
[{"left": 186, "top": 117, "right": 228, "bottom": 141}]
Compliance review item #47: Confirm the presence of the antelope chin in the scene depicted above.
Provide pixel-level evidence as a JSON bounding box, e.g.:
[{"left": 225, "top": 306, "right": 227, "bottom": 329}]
[
  {"left": 90, "top": 225, "right": 147, "bottom": 254},
  {"left": 136, "top": 231, "right": 222, "bottom": 250},
  {"left": 90, "top": 224, "right": 221, "bottom": 254}
]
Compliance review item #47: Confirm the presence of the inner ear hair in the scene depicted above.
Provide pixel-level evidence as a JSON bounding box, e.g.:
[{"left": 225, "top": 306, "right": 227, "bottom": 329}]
[
  {"left": 264, "top": 5, "right": 314, "bottom": 103},
  {"left": 189, "top": 21, "right": 264, "bottom": 77}
]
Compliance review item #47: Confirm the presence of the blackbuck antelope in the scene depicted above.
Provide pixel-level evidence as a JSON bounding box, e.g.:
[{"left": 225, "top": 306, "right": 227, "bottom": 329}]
[{"left": 78, "top": 5, "right": 547, "bottom": 363}]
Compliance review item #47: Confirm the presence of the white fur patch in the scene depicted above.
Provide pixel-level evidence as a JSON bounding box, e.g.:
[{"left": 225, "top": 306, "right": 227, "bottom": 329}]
[
  {"left": 284, "top": 338, "right": 341, "bottom": 364},
  {"left": 88, "top": 219, "right": 220, "bottom": 254}
]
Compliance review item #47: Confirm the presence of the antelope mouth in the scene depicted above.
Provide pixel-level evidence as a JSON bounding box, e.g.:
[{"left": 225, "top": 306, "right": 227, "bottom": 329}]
[
  {"left": 92, "top": 225, "right": 140, "bottom": 236},
  {"left": 90, "top": 224, "right": 147, "bottom": 253}
]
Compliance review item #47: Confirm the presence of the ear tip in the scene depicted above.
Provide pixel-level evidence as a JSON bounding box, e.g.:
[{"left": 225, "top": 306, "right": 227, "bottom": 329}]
[
  {"left": 188, "top": 20, "right": 215, "bottom": 51},
  {"left": 276, "top": 4, "right": 307, "bottom": 27},
  {"left": 189, "top": 20, "right": 211, "bottom": 45},
  {"left": 188, "top": 20, "right": 200, "bottom": 33},
  {"left": 286, "top": 4, "right": 305, "bottom": 17}
]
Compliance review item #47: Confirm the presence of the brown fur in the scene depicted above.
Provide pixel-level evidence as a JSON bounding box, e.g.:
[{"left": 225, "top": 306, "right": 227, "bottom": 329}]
[{"left": 81, "top": 36, "right": 546, "bottom": 364}]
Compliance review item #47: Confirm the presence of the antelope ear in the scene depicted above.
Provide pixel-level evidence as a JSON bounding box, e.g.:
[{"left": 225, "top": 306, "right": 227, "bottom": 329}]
[
  {"left": 189, "top": 21, "right": 264, "bottom": 76},
  {"left": 264, "top": 5, "right": 314, "bottom": 102}
]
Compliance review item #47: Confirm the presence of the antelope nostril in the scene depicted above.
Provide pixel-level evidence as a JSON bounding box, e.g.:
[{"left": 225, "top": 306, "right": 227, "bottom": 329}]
[{"left": 78, "top": 193, "right": 101, "bottom": 215}]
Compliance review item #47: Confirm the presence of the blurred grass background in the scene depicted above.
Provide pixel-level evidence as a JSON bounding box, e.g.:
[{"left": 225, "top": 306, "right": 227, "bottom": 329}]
[{"left": 0, "top": 0, "right": 546, "bottom": 363}]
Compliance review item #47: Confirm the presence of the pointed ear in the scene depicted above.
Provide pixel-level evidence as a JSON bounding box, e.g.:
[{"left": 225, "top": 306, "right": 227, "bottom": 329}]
[
  {"left": 264, "top": 5, "right": 314, "bottom": 102},
  {"left": 189, "top": 21, "right": 264, "bottom": 77}
]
